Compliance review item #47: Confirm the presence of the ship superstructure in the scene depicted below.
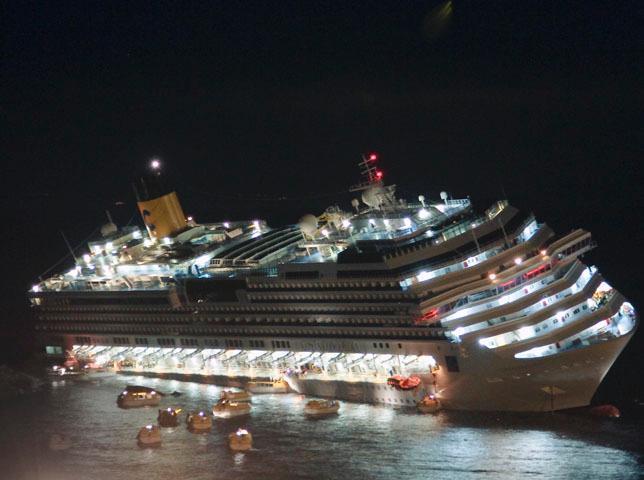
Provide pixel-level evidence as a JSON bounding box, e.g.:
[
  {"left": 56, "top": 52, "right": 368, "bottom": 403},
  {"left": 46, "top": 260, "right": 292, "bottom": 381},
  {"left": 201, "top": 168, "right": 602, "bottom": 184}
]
[{"left": 29, "top": 155, "right": 637, "bottom": 411}]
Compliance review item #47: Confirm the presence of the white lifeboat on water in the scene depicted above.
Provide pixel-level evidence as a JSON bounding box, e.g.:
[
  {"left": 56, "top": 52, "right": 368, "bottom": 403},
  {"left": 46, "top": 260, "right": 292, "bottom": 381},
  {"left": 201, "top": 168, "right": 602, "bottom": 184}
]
[
  {"left": 117, "top": 385, "right": 162, "bottom": 408},
  {"left": 220, "top": 389, "right": 252, "bottom": 402},
  {"left": 247, "top": 378, "right": 289, "bottom": 394},
  {"left": 212, "top": 400, "right": 251, "bottom": 419},
  {"left": 304, "top": 399, "right": 340, "bottom": 417},
  {"left": 187, "top": 411, "right": 213, "bottom": 432},
  {"left": 136, "top": 425, "right": 161, "bottom": 447},
  {"left": 229, "top": 428, "right": 253, "bottom": 451}
]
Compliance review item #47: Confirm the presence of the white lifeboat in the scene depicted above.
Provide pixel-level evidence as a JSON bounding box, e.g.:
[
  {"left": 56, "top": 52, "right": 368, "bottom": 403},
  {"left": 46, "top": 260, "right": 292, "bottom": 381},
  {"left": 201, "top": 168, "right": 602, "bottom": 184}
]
[
  {"left": 304, "top": 399, "right": 340, "bottom": 417},
  {"left": 212, "top": 400, "right": 251, "bottom": 419},
  {"left": 220, "top": 389, "right": 252, "bottom": 402},
  {"left": 246, "top": 378, "right": 289, "bottom": 394},
  {"left": 187, "top": 411, "right": 213, "bottom": 432},
  {"left": 228, "top": 428, "right": 253, "bottom": 451},
  {"left": 136, "top": 425, "right": 162, "bottom": 447}
]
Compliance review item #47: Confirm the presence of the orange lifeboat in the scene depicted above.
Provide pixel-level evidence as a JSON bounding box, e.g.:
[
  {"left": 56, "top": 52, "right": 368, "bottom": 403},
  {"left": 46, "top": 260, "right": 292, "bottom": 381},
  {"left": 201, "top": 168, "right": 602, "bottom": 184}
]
[{"left": 387, "top": 375, "right": 421, "bottom": 390}]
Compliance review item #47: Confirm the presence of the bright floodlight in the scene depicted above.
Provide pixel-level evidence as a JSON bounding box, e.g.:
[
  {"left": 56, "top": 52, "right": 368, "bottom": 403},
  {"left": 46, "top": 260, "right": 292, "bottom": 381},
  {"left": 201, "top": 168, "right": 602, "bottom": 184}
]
[{"left": 150, "top": 158, "right": 161, "bottom": 170}]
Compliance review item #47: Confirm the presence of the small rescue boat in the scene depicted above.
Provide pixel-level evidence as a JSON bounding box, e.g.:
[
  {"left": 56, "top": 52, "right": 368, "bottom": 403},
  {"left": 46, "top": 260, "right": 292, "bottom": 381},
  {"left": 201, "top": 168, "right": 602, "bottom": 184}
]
[
  {"left": 304, "top": 399, "right": 340, "bottom": 417},
  {"left": 247, "top": 378, "right": 289, "bottom": 394},
  {"left": 187, "top": 411, "right": 213, "bottom": 432},
  {"left": 136, "top": 425, "right": 161, "bottom": 447},
  {"left": 117, "top": 385, "right": 162, "bottom": 408},
  {"left": 158, "top": 407, "right": 181, "bottom": 427},
  {"left": 212, "top": 400, "right": 251, "bottom": 419},
  {"left": 220, "top": 389, "right": 252, "bottom": 403},
  {"left": 228, "top": 428, "right": 253, "bottom": 451},
  {"left": 417, "top": 394, "right": 442, "bottom": 414}
]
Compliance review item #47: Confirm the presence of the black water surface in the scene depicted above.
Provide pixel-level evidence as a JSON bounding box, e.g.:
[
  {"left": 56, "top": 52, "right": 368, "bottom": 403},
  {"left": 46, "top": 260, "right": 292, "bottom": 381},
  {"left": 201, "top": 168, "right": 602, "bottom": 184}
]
[{"left": 1, "top": 374, "right": 642, "bottom": 480}]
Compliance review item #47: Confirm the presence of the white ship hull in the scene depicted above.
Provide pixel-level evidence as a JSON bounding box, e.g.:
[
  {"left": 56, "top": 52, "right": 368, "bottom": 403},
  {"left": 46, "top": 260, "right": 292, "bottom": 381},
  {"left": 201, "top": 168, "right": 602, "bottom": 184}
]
[{"left": 287, "top": 332, "right": 634, "bottom": 412}]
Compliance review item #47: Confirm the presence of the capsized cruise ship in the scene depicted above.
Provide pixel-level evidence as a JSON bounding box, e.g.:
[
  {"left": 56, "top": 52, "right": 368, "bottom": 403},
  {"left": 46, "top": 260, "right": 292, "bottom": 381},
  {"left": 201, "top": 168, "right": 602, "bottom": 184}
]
[{"left": 29, "top": 155, "right": 638, "bottom": 411}]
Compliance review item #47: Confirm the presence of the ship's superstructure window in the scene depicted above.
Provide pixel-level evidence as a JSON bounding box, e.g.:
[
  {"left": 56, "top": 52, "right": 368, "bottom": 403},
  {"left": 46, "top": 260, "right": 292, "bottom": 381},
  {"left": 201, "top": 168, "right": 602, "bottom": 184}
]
[
  {"left": 134, "top": 337, "right": 149, "bottom": 345},
  {"left": 456, "top": 267, "right": 598, "bottom": 342},
  {"left": 113, "top": 337, "right": 130, "bottom": 345},
  {"left": 441, "top": 263, "right": 565, "bottom": 322},
  {"left": 74, "top": 336, "right": 91, "bottom": 344},
  {"left": 45, "top": 346, "right": 63, "bottom": 355},
  {"left": 226, "top": 339, "right": 243, "bottom": 348},
  {"left": 477, "top": 279, "right": 610, "bottom": 349},
  {"left": 157, "top": 338, "right": 176, "bottom": 346},
  {"left": 445, "top": 355, "right": 460, "bottom": 372},
  {"left": 180, "top": 338, "right": 199, "bottom": 346}
]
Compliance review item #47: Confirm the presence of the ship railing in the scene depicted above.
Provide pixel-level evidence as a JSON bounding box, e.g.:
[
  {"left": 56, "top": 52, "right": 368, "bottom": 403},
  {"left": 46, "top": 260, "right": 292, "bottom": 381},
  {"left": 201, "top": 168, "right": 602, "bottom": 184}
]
[{"left": 445, "top": 198, "right": 471, "bottom": 208}]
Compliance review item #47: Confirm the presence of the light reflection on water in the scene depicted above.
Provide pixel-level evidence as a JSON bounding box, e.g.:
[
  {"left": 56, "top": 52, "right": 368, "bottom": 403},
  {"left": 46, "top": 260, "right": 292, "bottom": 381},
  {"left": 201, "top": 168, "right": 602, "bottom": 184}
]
[{"left": 0, "top": 374, "right": 642, "bottom": 480}]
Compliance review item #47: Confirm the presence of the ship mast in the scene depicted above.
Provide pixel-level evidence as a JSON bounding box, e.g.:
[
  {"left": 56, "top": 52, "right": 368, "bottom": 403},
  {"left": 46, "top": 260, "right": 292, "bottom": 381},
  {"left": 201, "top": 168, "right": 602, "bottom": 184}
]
[{"left": 349, "top": 152, "right": 383, "bottom": 192}]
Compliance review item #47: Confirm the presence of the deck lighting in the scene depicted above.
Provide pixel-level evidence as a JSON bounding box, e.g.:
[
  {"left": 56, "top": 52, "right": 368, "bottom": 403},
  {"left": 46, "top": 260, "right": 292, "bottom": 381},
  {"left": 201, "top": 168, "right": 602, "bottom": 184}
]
[
  {"left": 341, "top": 219, "right": 351, "bottom": 228},
  {"left": 418, "top": 208, "right": 430, "bottom": 220},
  {"left": 150, "top": 158, "right": 161, "bottom": 170},
  {"left": 223, "top": 222, "right": 231, "bottom": 229},
  {"left": 540, "top": 249, "right": 547, "bottom": 256},
  {"left": 514, "top": 257, "right": 523, "bottom": 265},
  {"left": 488, "top": 273, "right": 497, "bottom": 280},
  {"left": 403, "top": 218, "right": 412, "bottom": 228}
]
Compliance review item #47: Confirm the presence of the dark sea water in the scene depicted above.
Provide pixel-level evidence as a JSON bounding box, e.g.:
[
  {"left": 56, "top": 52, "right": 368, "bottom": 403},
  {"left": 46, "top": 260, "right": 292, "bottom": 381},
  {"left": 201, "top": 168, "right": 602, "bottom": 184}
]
[{"left": 1, "top": 374, "right": 642, "bottom": 480}]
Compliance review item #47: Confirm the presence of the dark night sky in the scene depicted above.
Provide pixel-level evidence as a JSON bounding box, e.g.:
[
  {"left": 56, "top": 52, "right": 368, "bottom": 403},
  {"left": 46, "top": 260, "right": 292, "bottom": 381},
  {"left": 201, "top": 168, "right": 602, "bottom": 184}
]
[{"left": 2, "top": 1, "right": 642, "bottom": 399}]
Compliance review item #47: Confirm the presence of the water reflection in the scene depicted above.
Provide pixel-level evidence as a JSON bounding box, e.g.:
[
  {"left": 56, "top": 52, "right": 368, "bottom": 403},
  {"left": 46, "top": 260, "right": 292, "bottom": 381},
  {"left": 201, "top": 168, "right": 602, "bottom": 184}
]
[{"left": 0, "top": 374, "right": 641, "bottom": 480}]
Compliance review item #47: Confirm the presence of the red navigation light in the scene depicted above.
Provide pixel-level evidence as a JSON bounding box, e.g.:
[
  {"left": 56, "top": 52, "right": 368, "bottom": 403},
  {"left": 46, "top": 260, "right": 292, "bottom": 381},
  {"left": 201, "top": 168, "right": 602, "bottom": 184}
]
[
  {"left": 368, "top": 153, "right": 378, "bottom": 161},
  {"left": 375, "top": 170, "right": 383, "bottom": 180}
]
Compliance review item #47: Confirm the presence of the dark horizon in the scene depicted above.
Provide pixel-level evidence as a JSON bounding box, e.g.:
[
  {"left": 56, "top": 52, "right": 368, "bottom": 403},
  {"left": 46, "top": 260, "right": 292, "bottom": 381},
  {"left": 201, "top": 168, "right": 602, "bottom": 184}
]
[{"left": 2, "top": 1, "right": 642, "bottom": 403}]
